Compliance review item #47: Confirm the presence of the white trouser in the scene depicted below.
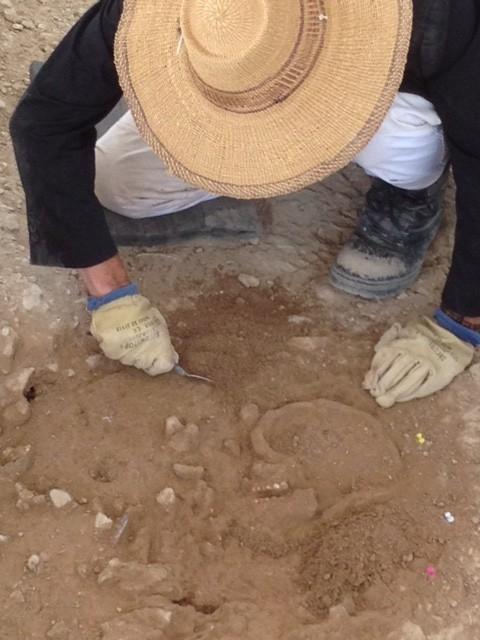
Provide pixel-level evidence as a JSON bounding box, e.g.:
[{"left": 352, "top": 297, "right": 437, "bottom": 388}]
[{"left": 94, "top": 92, "right": 449, "bottom": 219}]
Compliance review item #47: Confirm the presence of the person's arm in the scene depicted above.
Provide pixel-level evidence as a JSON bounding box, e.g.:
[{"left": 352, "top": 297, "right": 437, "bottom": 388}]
[
  {"left": 9, "top": 0, "right": 123, "bottom": 269},
  {"left": 427, "top": 23, "right": 480, "bottom": 320},
  {"left": 364, "top": 25, "right": 480, "bottom": 408},
  {"left": 10, "top": 0, "right": 178, "bottom": 375}
]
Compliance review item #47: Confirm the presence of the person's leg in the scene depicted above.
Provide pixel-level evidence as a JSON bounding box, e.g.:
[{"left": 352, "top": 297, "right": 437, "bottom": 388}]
[
  {"left": 95, "top": 111, "right": 217, "bottom": 219},
  {"left": 330, "top": 92, "right": 450, "bottom": 299}
]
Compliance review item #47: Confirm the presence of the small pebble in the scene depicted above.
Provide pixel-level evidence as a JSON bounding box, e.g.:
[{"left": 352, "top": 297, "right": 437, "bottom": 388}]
[
  {"left": 0, "top": 534, "right": 9, "bottom": 543},
  {"left": 95, "top": 513, "right": 113, "bottom": 531},
  {"left": 165, "top": 415, "right": 183, "bottom": 437},
  {"left": 26, "top": 554, "right": 42, "bottom": 573},
  {"left": 238, "top": 274, "right": 260, "bottom": 288},
  {"left": 49, "top": 489, "right": 73, "bottom": 508},
  {"left": 156, "top": 487, "right": 176, "bottom": 507},
  {"left": 443, "top": 511, "right": 455, "bottom": 524}
]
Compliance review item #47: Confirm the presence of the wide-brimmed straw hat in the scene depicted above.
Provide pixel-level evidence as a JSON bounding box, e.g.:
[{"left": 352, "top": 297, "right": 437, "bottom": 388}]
[{"left": 115, "top": 0, "right": 412, "bottom": 199}]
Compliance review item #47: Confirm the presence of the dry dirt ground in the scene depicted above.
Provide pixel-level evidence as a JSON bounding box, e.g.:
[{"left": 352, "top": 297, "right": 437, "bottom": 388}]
[{"left": 2, "top": 2, "right": 480, "bottom": 639}]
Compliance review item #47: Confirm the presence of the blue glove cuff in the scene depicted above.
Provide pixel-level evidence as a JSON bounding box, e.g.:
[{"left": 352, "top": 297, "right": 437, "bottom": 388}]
[
  {"left": 434, "top": 309, "right": 480, "bottom": 348},
  {"left": 87, "top": 283, "right": 139, "bottom": 312}
]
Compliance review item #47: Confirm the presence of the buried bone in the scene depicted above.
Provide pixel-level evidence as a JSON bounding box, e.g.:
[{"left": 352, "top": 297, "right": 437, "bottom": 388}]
[{"left": 251, "top": 399, "right": 401, "bottom": 500}]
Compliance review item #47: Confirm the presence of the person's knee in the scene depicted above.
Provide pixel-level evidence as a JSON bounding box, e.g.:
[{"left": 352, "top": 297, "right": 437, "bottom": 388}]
[{"left": 355, "top": 93, "right": 449, "bottom": 191}]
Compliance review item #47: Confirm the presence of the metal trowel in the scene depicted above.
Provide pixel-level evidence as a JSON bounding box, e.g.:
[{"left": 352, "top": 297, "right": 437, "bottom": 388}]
[{"left": 173, "top": 364, "right": 214, "bottom": 384}]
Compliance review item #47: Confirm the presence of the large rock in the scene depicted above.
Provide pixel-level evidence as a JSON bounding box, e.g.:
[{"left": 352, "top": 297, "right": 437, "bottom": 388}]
[
  {"left": 0, "top": 367, "right": 34, "bottom": 405},
  {"left": 0, "top": 368, "right": 34, "bottom": 429},
  {"left": 101, "top": 608, "right": 173, "bottom": 640},
  {"left": 98, "top": 559, "right": 182, "bottom": 598}
]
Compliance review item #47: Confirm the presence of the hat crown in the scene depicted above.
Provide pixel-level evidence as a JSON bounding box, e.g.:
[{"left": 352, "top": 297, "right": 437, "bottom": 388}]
[
  {"left": 117, "top": 0, "right": 413, "bottom": 197},
  {"left": 180, "top": 0, "right": 309, "bottom": 98}
]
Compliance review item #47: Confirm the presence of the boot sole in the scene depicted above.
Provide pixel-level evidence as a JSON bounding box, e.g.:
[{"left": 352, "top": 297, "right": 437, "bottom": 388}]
[{"left": 329, "top": 262, "right": 421, "bottom": 300}]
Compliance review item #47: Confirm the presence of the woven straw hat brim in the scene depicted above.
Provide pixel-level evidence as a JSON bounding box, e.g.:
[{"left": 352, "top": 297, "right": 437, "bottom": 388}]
[{"left": 115, "top": 1, "right": 412, "bottom": 199}]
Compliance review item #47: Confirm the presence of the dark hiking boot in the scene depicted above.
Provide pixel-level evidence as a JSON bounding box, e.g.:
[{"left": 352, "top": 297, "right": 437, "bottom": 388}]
[
  {"left": 103, "top": 197, "right": 262, "bottom": 246},
  {"left": 329, "top": 171, "right": 448, "bottom": 299}
]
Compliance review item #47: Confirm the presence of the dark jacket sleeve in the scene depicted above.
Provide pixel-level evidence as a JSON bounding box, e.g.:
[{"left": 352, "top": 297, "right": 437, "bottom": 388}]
[
  {"left": 427, "top": 23, "right": 480, "bottom": 316},
  {"left": 10, "top": 0, "right": 123, "bottom": 268}
]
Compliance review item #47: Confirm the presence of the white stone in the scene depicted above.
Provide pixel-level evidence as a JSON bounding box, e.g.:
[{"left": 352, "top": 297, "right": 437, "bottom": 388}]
[
  {"left": 156, "top": 488, "right": 176, "bottom": 507},
  {"left": 0, "top": 534, "right": 9, "bottom": 543},
  {"left": 238, "top": 273, "right": 260, "bottom": 288},
  {"left": 49, "top": 489, "right": 73, "bottom": 509},
  {"left": 95, "top": 512, "right": 113, "bottom": 531},
  {"left": 26, "top": 554, "right": 42, "bottom": 573}
]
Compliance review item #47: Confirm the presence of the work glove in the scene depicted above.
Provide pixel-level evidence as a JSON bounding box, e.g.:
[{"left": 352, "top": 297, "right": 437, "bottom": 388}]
[
  {"left": 364, "top": 317, "right": 474, "bottom": 408},
  {"left": 89, "top": 285, "right": 178, "bottom": 375}
]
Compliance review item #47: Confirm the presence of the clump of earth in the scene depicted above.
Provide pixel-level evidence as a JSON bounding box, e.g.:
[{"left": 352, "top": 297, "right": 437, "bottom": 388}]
[{"left": 1, "top": 2, "right": 480, "bottom": 639}]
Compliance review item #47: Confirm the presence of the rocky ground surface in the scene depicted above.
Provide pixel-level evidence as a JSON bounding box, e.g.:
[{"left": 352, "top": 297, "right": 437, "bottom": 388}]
[{"left": 2, "top": 2, "right": 480, "bottom": 639}]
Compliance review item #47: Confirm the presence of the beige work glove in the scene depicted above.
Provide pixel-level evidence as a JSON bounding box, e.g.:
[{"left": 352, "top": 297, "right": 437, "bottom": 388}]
[
  {"left": 364, "top": 318, "right": 474, "bottom": 408},
  {"left": 90, "top": 295, "right": 178, "bottom": 375}
]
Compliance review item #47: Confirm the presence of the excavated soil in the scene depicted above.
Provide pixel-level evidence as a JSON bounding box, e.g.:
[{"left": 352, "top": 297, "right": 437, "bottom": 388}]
[{"left": 1, "top": 2, "right": 480, "bottom": 639}]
